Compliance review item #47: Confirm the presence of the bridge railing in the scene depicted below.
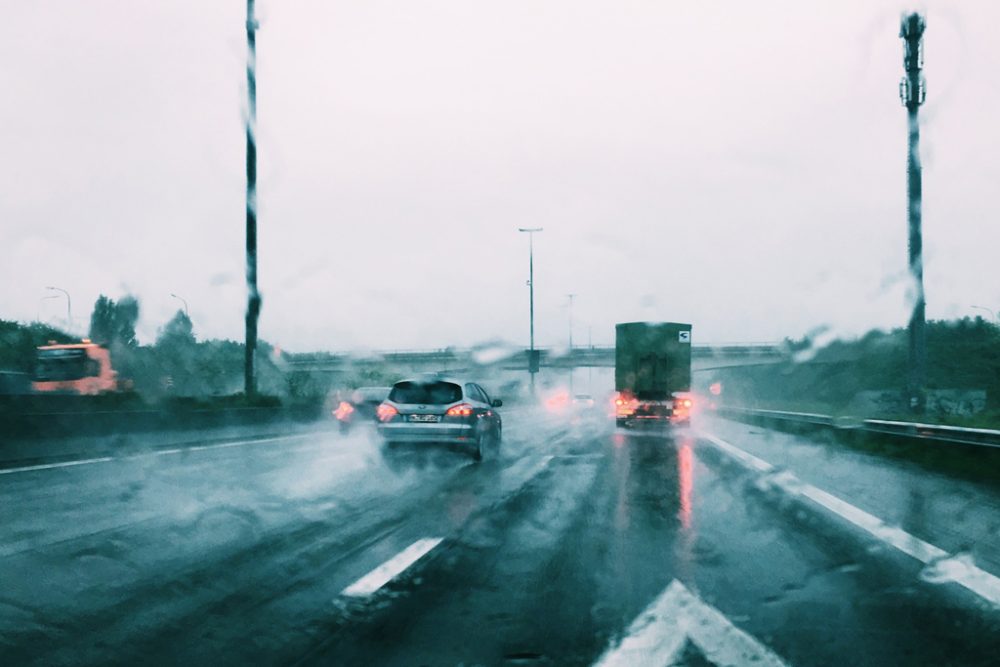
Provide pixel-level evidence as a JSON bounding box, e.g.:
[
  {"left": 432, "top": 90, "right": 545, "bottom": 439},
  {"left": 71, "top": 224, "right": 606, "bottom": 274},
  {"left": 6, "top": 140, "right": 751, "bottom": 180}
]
[{"left": 286, "top": 342, "right": 787, "bottom": 369}]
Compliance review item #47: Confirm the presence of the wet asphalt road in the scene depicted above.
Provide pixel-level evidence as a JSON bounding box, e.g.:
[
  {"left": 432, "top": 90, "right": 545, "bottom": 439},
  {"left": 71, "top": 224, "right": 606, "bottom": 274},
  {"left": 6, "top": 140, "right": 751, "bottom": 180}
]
[{"left": 1, "top": 408, "right": 998, "bottom": 666}]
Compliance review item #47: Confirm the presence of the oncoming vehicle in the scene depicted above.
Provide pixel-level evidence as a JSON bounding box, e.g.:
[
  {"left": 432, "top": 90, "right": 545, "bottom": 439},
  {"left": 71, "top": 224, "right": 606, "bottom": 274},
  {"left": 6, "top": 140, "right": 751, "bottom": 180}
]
[
  {"left": 32, "top": 341, "right": 118, "bottom": 395},
  {"left": 376, "top": 378, "right": 502, "bottom": 460},
  {"left": 333, "top": 386, "right": 391, "bottom": 432}
]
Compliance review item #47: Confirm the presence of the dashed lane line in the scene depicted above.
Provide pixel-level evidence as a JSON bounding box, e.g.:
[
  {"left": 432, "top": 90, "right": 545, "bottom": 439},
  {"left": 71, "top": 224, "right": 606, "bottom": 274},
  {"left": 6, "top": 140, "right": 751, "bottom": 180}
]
[
  {"left": 338, "top": 453, "right": 557, "bottom": 599},
  {"left": 340, "top": 537, "right": 445, "bottom": 598},
  {"left": 0, "top": 433, "right": 314, "bottom": 476},
  {"left": 0, "top": 456, "right": 116, "bottom": 476}
]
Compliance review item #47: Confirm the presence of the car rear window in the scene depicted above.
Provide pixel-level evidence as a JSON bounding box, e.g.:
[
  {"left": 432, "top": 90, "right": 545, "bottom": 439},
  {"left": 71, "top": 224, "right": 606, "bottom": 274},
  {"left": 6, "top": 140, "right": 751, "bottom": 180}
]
[{"left": 389, "top": 381, "right": 462, "bottom": 405}]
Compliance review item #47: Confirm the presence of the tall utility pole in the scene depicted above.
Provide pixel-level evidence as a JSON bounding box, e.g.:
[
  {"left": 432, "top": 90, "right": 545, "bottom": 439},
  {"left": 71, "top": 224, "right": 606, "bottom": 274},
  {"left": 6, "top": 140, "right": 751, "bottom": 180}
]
[
  {"left": 900, "top": 12, "right": 927, "bottom": 413},
  {"left": 518, "top": 228, "right": 543, "bottom": 393},
  {"left": 244, "top": 0, "right": 261, "bottom": 397}
]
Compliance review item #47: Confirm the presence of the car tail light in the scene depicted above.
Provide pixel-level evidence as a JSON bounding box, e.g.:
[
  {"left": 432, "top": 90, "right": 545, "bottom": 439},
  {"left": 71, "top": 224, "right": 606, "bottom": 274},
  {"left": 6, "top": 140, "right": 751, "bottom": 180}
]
[
  {"left": 376, "top": 403, "right": 398, "bottom": 422},
  {"left": 333, "top": 401, "right": 354, "bottom": 421},
  {"left": 445, "top": 403, "right": 474, "bottom": 417}
]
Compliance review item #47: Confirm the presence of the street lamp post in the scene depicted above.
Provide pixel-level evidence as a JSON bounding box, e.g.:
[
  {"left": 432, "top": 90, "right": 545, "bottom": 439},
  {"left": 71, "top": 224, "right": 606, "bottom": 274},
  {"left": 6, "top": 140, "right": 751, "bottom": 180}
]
[
  {"left": 170, "top": 293, "right": 190, "bottom": 319},
  {"left": 45, "top": 286, "right": 71, "bottom": 332},
  {"left": 567, "top": 293, "right": 575, "bottom": 351},
  {"left": 567, "top": 293, "right": 576, "bottom": 396},
  {"left": 518, "top": 227, "right": 543, "bottom": 393},
  {"left": 38, "top": 295, "right": 59, "bottom": 323},
  {"left": 971, "top": 305, "right": 998, "bottom": 322},
  {"left": 588, "top": 326, "right": 593, "bottom": 394}
]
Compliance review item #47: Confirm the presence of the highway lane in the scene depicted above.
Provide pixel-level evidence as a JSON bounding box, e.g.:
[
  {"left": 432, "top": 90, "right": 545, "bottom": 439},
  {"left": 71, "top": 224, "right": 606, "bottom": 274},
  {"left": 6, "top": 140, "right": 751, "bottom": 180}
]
[
  {"left": 700, "top": 415, "right": 1000, "bottom": 577},
  {"left": 1, "top": 409, "right": 998, "bottom": 666},
  {"left": 0, "top": 409, "right": 569, "bottom": 664},
  {"left": 306, "top": 421, "right": 1000, "bottom": 666}
]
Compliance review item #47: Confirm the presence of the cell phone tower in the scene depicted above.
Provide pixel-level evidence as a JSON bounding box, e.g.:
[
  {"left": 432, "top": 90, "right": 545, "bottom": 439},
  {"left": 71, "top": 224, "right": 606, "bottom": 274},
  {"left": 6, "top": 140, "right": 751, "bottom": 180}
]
[
  {"left": 244, "top": 0, "right": 261, "bottom": 397},
  {"left": 900, "top": 12, "right": 926, "bottom": 413}
]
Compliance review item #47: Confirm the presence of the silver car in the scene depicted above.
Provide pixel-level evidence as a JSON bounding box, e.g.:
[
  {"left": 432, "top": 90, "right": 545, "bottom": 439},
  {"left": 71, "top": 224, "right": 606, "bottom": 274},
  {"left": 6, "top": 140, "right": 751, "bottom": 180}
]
[{"left": 376, "top": 378, "right": 503, "bottom": 460}]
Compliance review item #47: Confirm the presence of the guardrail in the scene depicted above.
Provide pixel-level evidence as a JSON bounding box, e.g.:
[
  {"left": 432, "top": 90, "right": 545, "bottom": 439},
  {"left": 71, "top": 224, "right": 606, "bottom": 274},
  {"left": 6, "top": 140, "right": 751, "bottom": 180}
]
[
  {"left": 0, "top": 404, "right": 324, "bottom": 441},
  {"left": 718, "top": 407, "right": 1000, "bottom": 449}
]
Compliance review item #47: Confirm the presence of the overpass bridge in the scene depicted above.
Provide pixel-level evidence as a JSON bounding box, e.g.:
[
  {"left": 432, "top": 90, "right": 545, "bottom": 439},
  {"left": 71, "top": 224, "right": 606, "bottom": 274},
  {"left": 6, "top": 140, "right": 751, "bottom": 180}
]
[{"left": 286, "top": 343, "right": 787, "bottom": 378}]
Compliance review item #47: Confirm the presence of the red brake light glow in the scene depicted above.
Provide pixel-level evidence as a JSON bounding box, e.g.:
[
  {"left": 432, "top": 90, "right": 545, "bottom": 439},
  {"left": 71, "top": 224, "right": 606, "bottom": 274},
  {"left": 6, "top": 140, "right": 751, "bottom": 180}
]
[
  {"left": 333, "top": 401, "right": 354, "bottom": 421},
  {"left": 614, "top": 393, "right": 637, "bottom": 416},
  {"left": 377, "top": 403, "right": 398, "bottom": 422},
  {"left": 445, "top": 403, "right": 474, "bottom": 417}
]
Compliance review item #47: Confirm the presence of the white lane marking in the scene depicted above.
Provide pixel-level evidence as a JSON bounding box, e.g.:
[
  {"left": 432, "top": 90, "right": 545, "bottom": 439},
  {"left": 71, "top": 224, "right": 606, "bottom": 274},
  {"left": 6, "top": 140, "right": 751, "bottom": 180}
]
[
  {"left": 0, "top": 433, "right": 313, "bottom": 476},
  {"left": 336, "top": 454, "right": 555, "bottom": 600},
  {"left": 148, "top": 434, "right": 307, "bottom": 457},
  {"left": 700, "top": 433, "right": 773, "bottom": 473},
  {"left": 341, "top": 537, "right": 444, "bottom": 598},
  {"left": 594, "top": 579, "right": 790, "bottom": 667},
  {"left": 0, "top": 456, "right": 115, "bottom": 476},
  {"left": 698, "top": 430, "right": 1000, "bottom": 607}
]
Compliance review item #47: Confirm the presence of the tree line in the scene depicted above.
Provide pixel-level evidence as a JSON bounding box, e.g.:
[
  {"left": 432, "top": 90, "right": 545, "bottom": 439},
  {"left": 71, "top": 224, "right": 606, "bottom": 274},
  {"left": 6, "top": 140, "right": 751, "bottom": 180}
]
[{"left": 2, "top": 294, "right": 287, "bottom": 400}]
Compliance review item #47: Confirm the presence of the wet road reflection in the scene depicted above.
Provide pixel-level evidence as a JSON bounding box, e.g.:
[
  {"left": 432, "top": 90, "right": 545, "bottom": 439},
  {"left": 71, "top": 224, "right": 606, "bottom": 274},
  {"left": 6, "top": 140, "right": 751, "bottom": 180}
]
[
  {"left": 678, "top": 437, "right": 694, "bottom": 531},
  {"left": 3, "top": 414, "right": 1000, "bottom": 666}
]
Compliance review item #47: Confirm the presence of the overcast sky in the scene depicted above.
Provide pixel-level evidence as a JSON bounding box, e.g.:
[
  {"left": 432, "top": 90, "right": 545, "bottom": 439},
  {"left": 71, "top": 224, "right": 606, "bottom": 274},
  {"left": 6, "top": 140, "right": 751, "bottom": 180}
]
[{"left": 3, "top": 1, "right": 999, "bottom": 352}]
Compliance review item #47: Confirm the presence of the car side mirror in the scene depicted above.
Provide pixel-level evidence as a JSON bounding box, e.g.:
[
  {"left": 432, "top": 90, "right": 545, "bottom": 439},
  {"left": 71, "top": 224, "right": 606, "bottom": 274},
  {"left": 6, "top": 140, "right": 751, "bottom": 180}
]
[{"left": 491, "top": 399, "right": 503, "bottom": 408}]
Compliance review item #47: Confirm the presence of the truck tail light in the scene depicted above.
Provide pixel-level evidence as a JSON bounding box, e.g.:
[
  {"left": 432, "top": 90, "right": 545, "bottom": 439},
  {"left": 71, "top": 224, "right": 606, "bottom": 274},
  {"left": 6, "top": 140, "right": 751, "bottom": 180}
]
[
  {"left": 672, "top": 397, "right": 693, "bottom": 422},
  {"left": 377, "top": 403, "right": 398, "bottom": 422},
  {"left": 445, "top": 403, "right": 474, "bottom": 417},
  {"left": 614, "top": 393, "right": 636, "bottom": 416}
]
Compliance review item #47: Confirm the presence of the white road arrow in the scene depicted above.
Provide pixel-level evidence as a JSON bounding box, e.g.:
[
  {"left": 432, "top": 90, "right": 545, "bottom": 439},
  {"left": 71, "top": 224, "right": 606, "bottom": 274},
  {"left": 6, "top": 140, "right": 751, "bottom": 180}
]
[{"left": 594, "top": 579, "right": 791, "bottom": 667}]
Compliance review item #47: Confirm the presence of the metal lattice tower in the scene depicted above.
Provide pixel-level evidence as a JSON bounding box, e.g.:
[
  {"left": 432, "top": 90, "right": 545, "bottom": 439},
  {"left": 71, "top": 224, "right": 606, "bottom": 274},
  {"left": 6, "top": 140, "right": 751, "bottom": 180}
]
[{"left": 900, "top": 12, "right": 927, "bottom": 413}]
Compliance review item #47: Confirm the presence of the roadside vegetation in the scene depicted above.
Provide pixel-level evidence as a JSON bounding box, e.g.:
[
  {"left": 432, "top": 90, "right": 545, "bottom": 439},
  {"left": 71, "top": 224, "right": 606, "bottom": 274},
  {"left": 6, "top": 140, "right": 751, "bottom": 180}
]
[
  {"left": 710, "top": 317, "right": 1000, "bottom": 429},
  {"left": 0, "top": 294, "right": 390, "bottom": 413}
]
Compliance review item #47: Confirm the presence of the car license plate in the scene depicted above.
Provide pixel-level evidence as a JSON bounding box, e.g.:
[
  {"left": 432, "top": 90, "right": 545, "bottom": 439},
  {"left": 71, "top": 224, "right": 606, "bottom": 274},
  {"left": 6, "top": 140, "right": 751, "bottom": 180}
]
[{"left": 409, "top": 414, "right": 439, "bottom": 423}]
